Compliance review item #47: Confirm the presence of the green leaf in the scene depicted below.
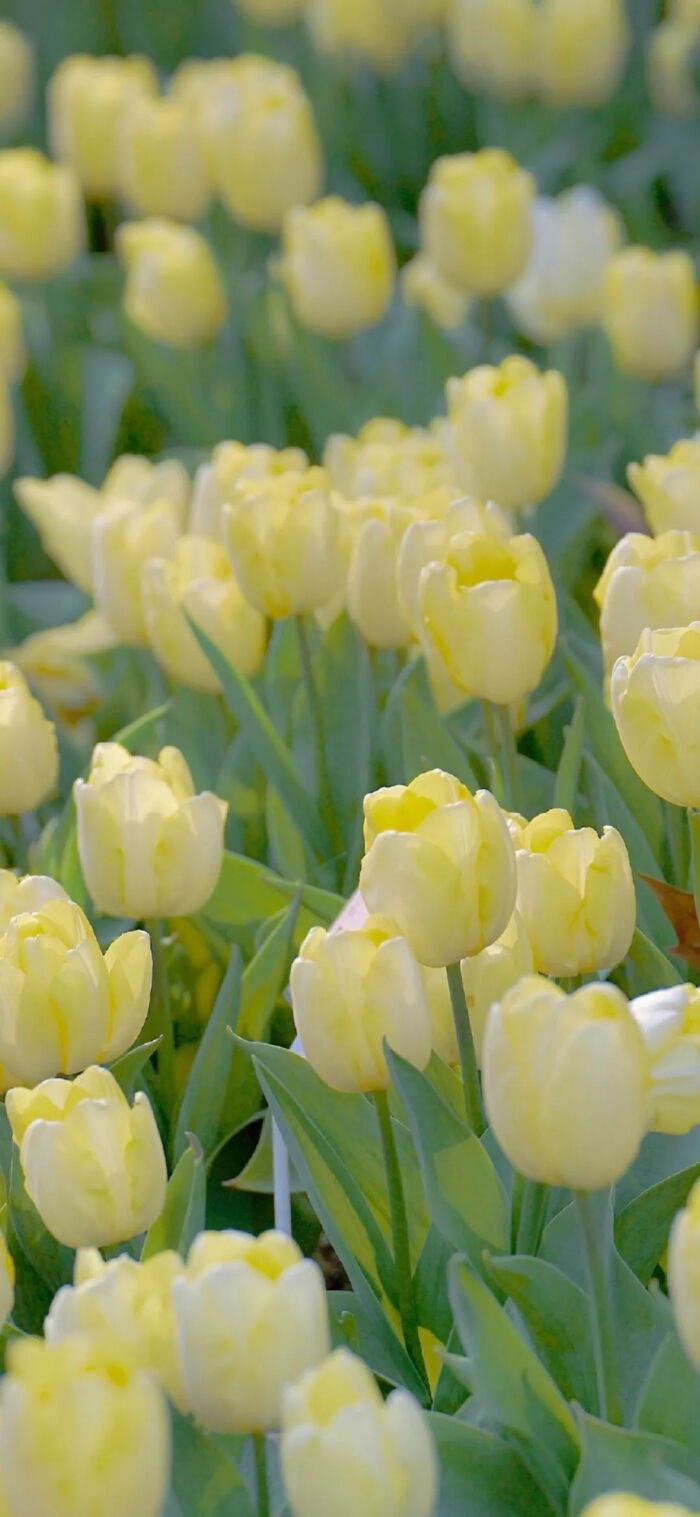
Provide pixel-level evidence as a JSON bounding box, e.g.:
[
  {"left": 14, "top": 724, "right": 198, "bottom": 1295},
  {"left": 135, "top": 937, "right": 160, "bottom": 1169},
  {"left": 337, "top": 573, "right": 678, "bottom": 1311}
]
[
  {"left": 174, "top": 949, "right": 242, "bottom": 1164},
  {"left": 239, "top": 901, "right": 299, "bottom": 1041},
  {"left": 620, "top": 928, "right": 682, "bottom": 998},
  {"left": 230, "top": 1113, "right": 302, "bottom": 1195},
  {"left": 112, "top": 701, "right": 171, "bottom": 752},
  {"left": 385, "top": 1049, "right": 508, "bottom": 1271},
  {"left": 569, "top": 1412, "right": 700, "bottom": 1514},
  {"left": 169, "top": 1410, "right": 253, "bottom": 1517},
  {"left": 141, "top": 1140, "right": 205, "bottom": 1261},
  {"left": 635, "top": 1330, "right": 700, "bottom": 1451},
  {"left": 553, "top": 694, "right": 585, "bottom": 814},
  {"left": 316, "top": 615, "right": 376, "bottom": 848},
  {"left": 486, "top": 1253, "right": 597, "bottom": 1413},
  {"left": 188, "top": 621, "right": 331, "bottom": 860},
  {"left": 583, "top": 752, "right": 671, "bottom": 944},
  {"left": 80, "top": 347, "right": 134, "bottom": 485},
  {"left": 398, "top": 685, "right": 477, "bottom": 791},
  {"left": 429, "top": 1414, "right": 559, "bottom": 1517},
  {"left": 615, "top": 1162, "right": 700, "bottom": 1283},
  {"left": 109, "top": 1037, "right": 161, "bottom": 1100},
  {"left": 448, "top": 1256, "right": 580, "bottom": 1502},
  {"left": 203, "top": 851, "right": 342, "bottom": 932}
]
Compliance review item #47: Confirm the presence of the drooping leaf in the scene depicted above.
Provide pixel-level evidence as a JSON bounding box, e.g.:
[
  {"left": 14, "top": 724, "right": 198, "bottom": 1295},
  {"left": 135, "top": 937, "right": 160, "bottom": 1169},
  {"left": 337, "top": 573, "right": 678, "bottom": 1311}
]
[
  {"left": 569, "top": 1412, "right": 700, "bottom": 1514},
  {"left": 615, "top": 1162, "right": 700, "bottom": 1283},
  {"left": 429, "top": 1413, "right": 558, "bottom": 1517},
  {"left": 486, "top": 1253, "right": 597, "bottom": 1413}
]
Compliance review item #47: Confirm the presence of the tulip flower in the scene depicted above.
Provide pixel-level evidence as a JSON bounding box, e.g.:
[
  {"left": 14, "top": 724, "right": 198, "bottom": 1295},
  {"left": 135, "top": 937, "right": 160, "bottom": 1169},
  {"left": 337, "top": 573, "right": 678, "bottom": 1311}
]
[
  {"left": 0, "top": 21, "right": 34, "bottom": 133},
  {"left": 611, "top": 623, "right": 700, "bottom": 809},
  {"left": 594, "top": 529, "right": 700, "bottom": 696},
  {"left": 279, "top": 196, "right": 396, "bottom": 339},
  {"left": 668, "top": 1176, "right": 700, "bottom": 1374},
  {"left": 224, "top": 469, "right": 343, "bottom": 618},
  {"left": 0, "top": 148, "right": 83, "bottom": 282},
  {"left": 117, "top": 218, "right": 228, "bottom": 349},
  {"left": 535, "top": 0, "right": 630, "bottom": 108},
  {"left": 603, "top": 247, "right": 698, "bottom": 382},
  {"left": 628, "top": 437, "right": 700, "bottom": 537},
  {"left": 116, "top": 93, "right": 210, "bottom": 222},
  {"left": 48, "top": 53, "right": 157, "bottom": 199},
  {"left": 506, "top": 187, "right": 622, "bottom": 344},
  {"left": 446, "top": 355, "right": 568, "bottom": 512},
  {"left": 419, "top": 148, "right": 534, "bottom": 296},
  {"left": 0, "top": 662, "right": 58, "bottom": 816},
  {"left": 142, "top": 534, "right": 267, "bottom": 692},
  {"left": 630, "top": 984, "right": 700, "bottom": 1135},
  {"left": 447, "top": 0, "right": 535, "bottom": 101}
]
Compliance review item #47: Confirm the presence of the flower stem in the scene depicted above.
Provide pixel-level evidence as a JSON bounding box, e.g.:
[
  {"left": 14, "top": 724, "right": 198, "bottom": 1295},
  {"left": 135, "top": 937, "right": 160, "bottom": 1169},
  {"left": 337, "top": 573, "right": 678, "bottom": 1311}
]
[
  {"left": 294, "top": 615, "right": 342, "bottom": 867},
  {"left": 516, "top": 1180, "right": 549, "bottom": 1256},
  {"left": 146, "top": 920, "right": 177, "bottom": 1124},
  {"left": 493, "top": 702, "right": 521, "bottom": 813},
  {"left": 253, "top": 1432, "right": 269, "bottom": 1517},
  {"left": 575, "top": 1190, "right": 622, "bottom": 1425},
  {"left": 374, "top": 1088, "right": 427, "bottom": 1386},
  {"left": 446, "top": 962, "right": 485, "bottom": 1135}
]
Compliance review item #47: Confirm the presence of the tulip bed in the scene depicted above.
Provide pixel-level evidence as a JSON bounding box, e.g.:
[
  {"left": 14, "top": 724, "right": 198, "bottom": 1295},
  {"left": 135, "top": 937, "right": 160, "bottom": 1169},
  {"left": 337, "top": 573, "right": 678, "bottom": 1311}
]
[{"left": 1, "top": 2, "right": 700, "bottom": 1516}]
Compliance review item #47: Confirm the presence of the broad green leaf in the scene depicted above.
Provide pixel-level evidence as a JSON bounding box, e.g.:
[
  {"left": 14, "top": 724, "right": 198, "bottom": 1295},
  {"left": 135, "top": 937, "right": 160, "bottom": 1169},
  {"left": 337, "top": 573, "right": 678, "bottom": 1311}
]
[
  {"left": 618, "top": 1129, "right": 700, "bottom": 1212},
  {"left": 109, "top": 1037, "right": 161, "bottom": 1100},
  {"left": 174, "top": 949, "right": 242, "bottom": 1163},
  {"left": 428, "top": 1413, "right": 558, "bottom": 1517},
  {"left": 569, "top": 1413, "right": 700, "bottom": 1514},
  {"left": 204, "top": 851, "right": 343, "bottom": 932},
  {"left": 620, "top": 928, "right": 682, "bottom": 998},
  {"left": 412, "top": 1224, "right": 455, "bottom": 1346},
  {"left": 169, "top": 1410, "right": 253, "bottom": 1517},
  {"left": 239, "top": 900, "right": 299, "bottom": 1040},
  {"left": 266, "top": 787, "right": 308, "bottom": 881},
  {"left": 385, "top": 1049, "right": 508, "bottom": 1271},
  {"left": 80, "top": 347, "right": 134, "bottom": 484},
  {"left": 316, "top": 615, "right": 376, "bottom": 847},
  {"left": 230, "top": 1113, "right": 302, "bottom": 1195},
  {"left": 635, "top": 1330, "right": 700, "bottom": 1451},
  {"left": 615, "top": 1162, "right": 700, "bottom": 1283},
  {"left": 399, "top": 685, "right": 477, "bottom": 790},
  {"left": 141, "top": 1141, "right": 205, "bottom": 1261},
  {"left": 486, "top": 1253, "right": 597, "bottom": 1413},
  {"left": 188, "top": 622, "right": 331, "bottom": 860},
  {"left": 553, "top": 695, "right": 585, "bottom": 814}
]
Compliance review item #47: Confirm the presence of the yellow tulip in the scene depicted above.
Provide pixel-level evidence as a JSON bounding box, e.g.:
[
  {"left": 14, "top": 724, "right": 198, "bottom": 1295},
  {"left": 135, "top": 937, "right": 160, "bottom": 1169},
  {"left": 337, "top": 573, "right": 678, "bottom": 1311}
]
[
  {"left": 418, "top": 527, "right": 558, "bottom": 706},
  {"left": 630, "top": 985, "right": 700, "bottom": 1136},
  {"left": 446, "top": 355, "right": 568, "bottom": 511},
  {"left": 419, "top": 148, "right": 534, "bottom": 296},
  {"left": 360, "top": 769, "right": 516, "bottom": 967},
  {"left": 0, "top": 148, "right": 83, "bottom": 282},
  {"left": 594, "top": 529, "right": 700, "bottom": 696},
  {"left": 603, "top": 247, "right": 698, "bottom": 382},
  {"left": 48, "top": 53, "right": 157, "bottom": 199},
  {"left": 459, "top": 910, "right": 534, "bottom": 1064},
  {"left": 0, "top": 22, "right": 34, "bottom": 134},
  {"left": 397, "top": 497, "right": 512, "bottom": 637},
  {"left": 74, "top": 742, "right": 227, "bottom": 920},
  {"left": 345, "top": 497, "right": 417, "bottom": 649},
  {"left": 14, "top": 473, "right": 101, "bottom": 592},
  {"left": 91, "top": 496, "right": 183, "bottom": 646},
  {"left": 290, "top": 914, "right": 433, "bottom": 1092},
  {"left": 0, "top": 282, "right": 25, "bottom": 383},
  {"left": 0, "top": 662, "right": 58, "bottom": 815},
  {"left": 305, "top": 0, "right": 414, "bottom": 72},
  {"left": 401, "top": 253, "right": 471, "bottom": 331},
  {"left": 224, "top": 468, "right": 343, "bottom": 617},
  {"left": 173, "top": 1229, "right": 330, "bottom": 1433},
  {"left": 581, "top": 1501, "right": 695, "bottom": 1517},
  {"left": 648, "top": 13, "right": 700, "bottom": 116},
  {"left": 102, "top": 452, "right": 191, "bottom": 514},
  {"left": 236, "top": 0, "right": 303, "bottom": 20},
  {"left": 0, "top": 1335, "right": 170, "bottom": 1517},
  {"left": 0, "top": 870, "right": 66, "bottom": 933},
  {"left": 628, "top": 437, "right": 700, "bottom": 536},
  {"left": 482, "top": 977, "right": 649, "bottom": 1188},
  {"left": 142, "top": 534, "right": 267, "bottom": 692},
  {"left": 508, "top": 808, "right": 636, "bottom": 977},
  {"left": 281, "top": 1348, "right": 438, "bottom": 1517},
  {"left": 446, "top": 0, "right": 535, "bottom": 101},
  {"left": 668, "top": 1176, "right": 700, "bottom": 1374},
  {"left": 6, "top": 1065, "right": 167, "bottom": 1248},
  {"left": 535, "top": 0, "right": 630, "bottom": 107},
  {"left": 0, "top": 894, "right": 151, "bottom": 1085},
  {"left": 506, "top": 187, "right": 623, "bottom": 344},
  {"left": 45, "top": 1247, "right": 186, "bottom": 1408},
  {"left": 117, "top": 217, "right": 228, "bottom": 348},
  {"left": 117, "top": 94, "right": 210, "bottom": 222},
  {"left": 324, "top": 417, "right": 456, "bottom": 500},
  {"left": 611, "top": 623, "right": 700, "bottom": 809},
  {"left": 12, "top": 611, "right": 116, "bottom": 726},
  {"left": 190, "top": 439, "right": 308, "bottom": 540},
  {"left": 279, "top": 196, "right": 396, "bottom": 340},
  {"left": 201, "top": 55, "right": 322, "bottom": 232}
]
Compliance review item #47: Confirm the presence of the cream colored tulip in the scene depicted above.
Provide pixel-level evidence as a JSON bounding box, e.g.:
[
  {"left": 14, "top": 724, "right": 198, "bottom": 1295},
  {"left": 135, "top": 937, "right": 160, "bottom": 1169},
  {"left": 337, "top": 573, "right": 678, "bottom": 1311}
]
[
  {"left": 345, "top": 498, "right": 417, "bottom": 649},
  {"left": 91, "top": 496, "right": 183, "bottom": 646},
  {"left": 290, "top": 914, "right": 433, "bottom": 1092},
  {"left": 483, "top": 977, "right": 649, "bottom": 1188},
  {"left": 117, "top": 218, "right": 228, "bottom": 348},
  {"left": 12, "top": 611, "right": 116, "bottom": 726},
  {"left": 74, "top": 742, "right": 227, "bottom": 920},
  {"left": 173, "top": 1229, "right": 330, "bottom": 1433},
  {"left": 102, "top": 452, "right": 191, "bottom": 514},
  {"left": 190, "top": 440, "right": 308, "bottom": 540},
  {"left": 668, "top": 1176, "right": 700, "bottom": 1374},
  {"left": 117, "top": 93, "right": 210, "bottom": 222},
  {"left": 142, "top": 534, "right": 267, "bottom": 692},
  {"left": 281, "top": 1349, "right": 437, "bottom": 1517},
  {"left": 279, "top": 196, "right": 395, "bottom": 339},
  {"left": 401, "top": 254, "right": 471, "bottom": 331},
  {"left": 0, "top": 22, "right": 34, "bottom": 133},
  {"left": 446, "top": 355, "right": 568, "bottom": 511},
  {"left": 630, "top": 984, "right": 700, "bottom": 1136},
  {"left": 305, "top": 0, "right": 414, "bottom": 72},
  {"left": 48, "top": 53, "right": 157, "bottom": 199},
  {"left": 534, "top": 0, "right": 630, "bottom": 107},
  {"left": 420, "top": 149, "right": 534, "bottom": 296},
  {"left": 648, "top": 12, "right": 700, "bottom": 117},
  {"left": 628, "top": 436, "right": 700, "bottom": 536},
  {"left": 0, "top": 870, "right": 67, "bottom": 934},
  {"left": 506, "top": 187, "right": 622, "bottom": 344},
  {"left": 0, "top": 148, "right": 83, "bottom": 282},
  {"left": 611, "top": 623, "right": 700, "bottom": 809},
  {"left": 459, "top": 910, "right": 534, "bottom": 1064},
  {"left": 397, "top": 496, "right": 512, "bottom": 637},
  {"left": 14, "top": 473, "right": 101, "bottom": 592},
  {"left": 447, "top": 0, "right": 535, "bottom": 101},
  {"left": 595, "top": 529, "right": 700, "bottom": 695},
  {"left": 603, "top": 247, "right": 698, "bottom": 382},
  {"left": 360, "top": 769, "right": 516, "bottom": 967},
  {"left": 224, "top": 468, "right": 343, "bottom": 618},
  {"left": 7, "top": 1065, "right": 167, "bottom": 1248},
  {"left": 324, "top": 417, "right": 456, "bottom": 500},
  {"left": 0, "top": 662, "right": 58, "bottom": 815}
]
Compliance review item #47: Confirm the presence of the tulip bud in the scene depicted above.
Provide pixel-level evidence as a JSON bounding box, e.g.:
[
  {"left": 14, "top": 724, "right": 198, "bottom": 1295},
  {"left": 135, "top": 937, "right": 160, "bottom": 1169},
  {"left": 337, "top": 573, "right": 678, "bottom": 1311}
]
[
  {"left": 446, "top": 355, "right": 568, "bottom": 512},
  {"left": 46, "top": 1247, "right": 186, "bottom": 1408},
  {"left": 594, "top": 529, "right": 700, "bottom": 696},
  {"left": 359, "top": 769, "right": 516, "bottom": 967},
  {"left": 290, "top": 915, "right": 433, "bottom": 1092},
  {"left": 91, "top": 496, "right": 183, "bottom": 646},
  {"left": 648, "top": 13, "right": 700, "bottom": 117},
  {"left": 506, "top": 187, "right": 622, "bottom": 344},
  {"left": 190, "top": 439, "right": 308, "bottom": 540},
  {"left": 0, "top": 22, "right": 34, "bottom": 134},
  {"left": 14, "top": 473, "right": 102, "bottom": 592},
  {"left": 280, "top": 1348, "right": 438, "bottom": 1517},
  {"left": 447, "top": 0, "right": 535, "bottom": 101},
  {"left": 0, "top": 148, "right": 83, "bottom": 282},
  {"left": 611, "top": 623, "right": 700, "bottom": 808},
  {"left": 279, "top": 196, "right": 396, "bottom": 339},
  {"left": 508, "top": 808, "right": 636, "bottom": 978},
  {"left": 603, "top": 247, "right": 698, "bottom": 382},
  {"left": 483, "top": 977, "right": 649, "bottom": 1189},
  {"left": 142, "top": 534, "right": 267, "bottom": 692},
  {"left": 117, "top": 218, "right": 228, "bottom": 349},
  {"left": 305, "top": 0, "right": 414, "bottom": 72},
  {"left": 0, "top": 282, "right": 25, "bottom": 383},
  {"left": 48, "top": 53, "right": 157, "bottom": 200},
  {"left": 324, "top": 417, "right": 455, "bottom": 501},
  {"left": 418, "top": 527, "right": 558, "bottom": 706},
  {"left": 237, "top": 0, "right": 303, "bottom": 19},
  {"left": 628, "top": 437, "right": 700, "bottom": 536},
  {"left": 345, "top": 498, "right": 417, "bottom": 649},
  {"left": 668, "top": 1176, "right": 700, "bottom": 1374},
  {"left": 401, "top": 253, "right": 471, "bottom": 331},
  {"left": 535, "top": 0, "right": 630, "bottom": 107},
  {"left": 6, "top": 1066, "right": 167, "bottom": 1248},
  {"left": 420, "top": 148, "right": 534, "bottom": 296},
  {"left": 630, "top": 984, "right": 700, "bottom": 1136},
  {"left": 397, "top": 497, "right": 513, "bottom": 637},
  {"left": 172, "top": 1229, "right": 330, "bottom": 1433},
  {"left": 0, "top": 662, "right": 58, "bottom": 816},
  {"left": 201, "top": 56, "right": 322, "bottom": 232},
  {"left": 580, "top": 1501, "right": 693, "bottom": 1517},
  {"left": 74, "top": 742, "right": 227, "bottom": 919},
  {"left": 12, "top": 610, "right": 116, "bottom": 727},
  {"left": 117, "top": 94, "right": 211, "bottom": 222},
  {"left": 0, "top": 1336, "right": 170, "bottom": 1517},
  {"left": 224, "top": 468, "right": 343, "bottom": 617},
  {"left": 102, "top": 452, "right": 191, "bottom": 514},
  {"left": 0, "top": 870, "right": 66, "bottom": 933},
  {"left": 0, "top": 895, "right": 151, "bottom": 1085}
]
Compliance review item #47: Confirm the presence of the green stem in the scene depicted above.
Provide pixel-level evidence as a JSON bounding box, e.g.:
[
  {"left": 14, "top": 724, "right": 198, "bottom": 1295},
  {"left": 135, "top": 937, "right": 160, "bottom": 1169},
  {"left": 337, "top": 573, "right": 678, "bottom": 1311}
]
[
  {"left": 666, "top": 802, "right": 688, "bottom": 889},
  {"left": 516, "top": 1180, "right": 549, "bottom": 1256},
  {"left": 145, "top": 920, "right": 177, "bottom": 1125},
  {"left": 9, "top": 815, "right": 26, "bottom": 872},
  {"left": 446, "top": 962, "right": 485, "bottom": 1135},
  {"left": 374, "top": 1089, "right": 427, "bottom": 1386},
  {"left": 493, "top": 703, "right": 521, "bottom": 813},
  {"left": 252, "top": 1432, "right": 269, "bottom": 1517},
  {"left": 510, "top": 1170, "right": 525, "bottom": 1253},
  {"left": 575, "top": 1190, "right": 622, "bottom": 1425}
]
